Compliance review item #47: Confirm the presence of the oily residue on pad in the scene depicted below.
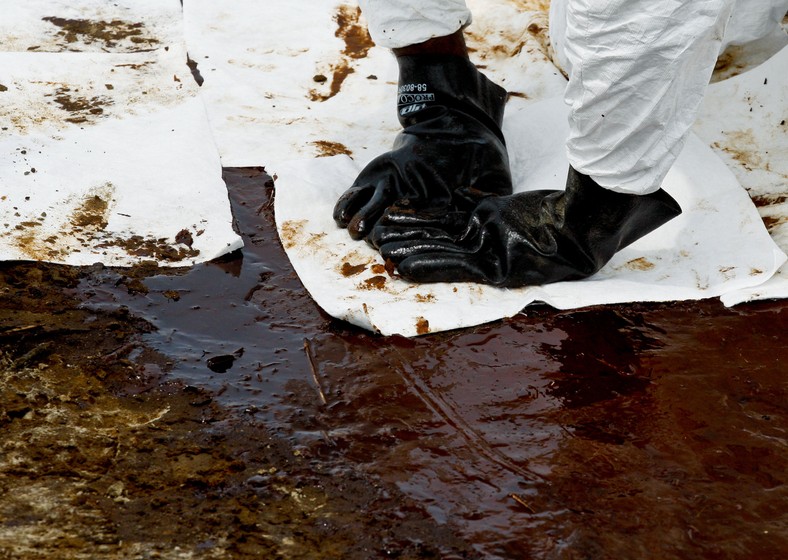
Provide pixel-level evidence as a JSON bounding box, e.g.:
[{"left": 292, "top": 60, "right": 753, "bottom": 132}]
[
  {"left": 71, "top": 195, "right": 109, "bottom": 230},
  {"left": 415, "top": 317, "right": 430, "bottom": 335},
  {"left": 312, "top": 140, "right": 352, "bottom": 157},
  {"left": 4, "top": 61, "right": 190, "bottom": 135},
  {"left": 465, "top": 7, "right": 553, "bottom": 69},
  {"left": 278, "top": 219, "right": 326, "bottom": 253},
  {"left": 341, "top": 262, "right": 367, "bottom": 277},
  {"left": 308, "top": 6, "right": 374, "bottom": 102},
  {"left": 70, "top": 185, "right": 114, "bottom": 232},
  {"left": 712, "top": 130, "right": 763, "bottom": 171},
  {"left": 8, "top": 222, "right": 65, "bottom": 263},
  {"left": 48, "top": 86, "right": 112, "bottom": 125},
  {"left": 507, "top": 0, "right": 552, "bottom": 11},
  {"left": 96, "top": 235, "right": 200, "bottom": 262},
  {"left": 41, "top": 17, "right": 159, "bottom": 52},
  {"left": 336, "top": 6, "right": 375, "bottom": 60},
  {"left": 751, "top": 194, "right": 788, "bottom": 208},
  {"left": 624, "top": 257, "right": 655, "bottom": 271},
  {"left": 711, "top": 44, "right": 757, "bottom": 82},
  {"left": 308, "top": 66, "right": 353, "bottom": 102},
  {"left": 175, "top": 229, "right": 194, "bottom": 248},
  {"left": 278, "top": 219, "right": 306, "bottom": 250},
  {"left": 362, "top": 275, "right": 387, "bottom": 290},
  {"left": 750, "top": 193, "right": 787, "bottom": 240},
  {"left": 8, "top": 184, "right": 115, "bottom": 261},
  {"left": 4, "top": 184, "right": 198, "bottom": 263},
  {"left": 524, "top": 19, "right": 553, "bottom": 63},
  {"left": 762, "top": 215, "right": 787, "bottom": 233}
]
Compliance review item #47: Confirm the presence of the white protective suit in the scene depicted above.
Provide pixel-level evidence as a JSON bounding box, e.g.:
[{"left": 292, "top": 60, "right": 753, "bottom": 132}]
[{"left": 359, "top": 0, "right": 788, "bottom": 194}]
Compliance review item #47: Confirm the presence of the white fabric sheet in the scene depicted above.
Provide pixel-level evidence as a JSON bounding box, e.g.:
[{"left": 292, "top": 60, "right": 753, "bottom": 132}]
[
  {"left": 358, "top": 0, "right": 473, "bottom": 49},
  {"left": 182, "top": 0, "right": 400, "bottom": 167},
  {"left": 0, "top": 0, "right": 242, "bottom": 267},
  {"left": 181, "top": 0, "right": 568, "bottom": 167},
  {"left": 0, "top": 0, "right": 184, "bottom": 53},
  {"left": 693, "top": 47, "right": 788, "bottom": 305}
]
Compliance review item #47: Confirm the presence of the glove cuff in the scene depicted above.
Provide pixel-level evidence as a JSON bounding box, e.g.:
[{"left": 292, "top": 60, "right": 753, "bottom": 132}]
[{"left": 395, "top": 55, "right": 508, "bottom": 134}]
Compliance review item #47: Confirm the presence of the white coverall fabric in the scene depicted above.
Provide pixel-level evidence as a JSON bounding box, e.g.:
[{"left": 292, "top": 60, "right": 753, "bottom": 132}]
[
  {"left": 358, "top": 0, "right": 471, "bottom": 49},
  {"left": 361, "top": 0, "right": 786, "bottom": 194},
  {"left": 723, "top": 0, "right": 788, "bottom": 47},
  {"left": 557, "top": 0, "right": 734, "bottom": 194}
]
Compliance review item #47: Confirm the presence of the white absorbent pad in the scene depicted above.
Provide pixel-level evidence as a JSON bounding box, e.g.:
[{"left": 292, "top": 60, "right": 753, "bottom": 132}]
[
  {"left": 274, "top": 96, "right": 786, "bottom": 337},
  {"left": 181, "top": 0, "right": 568, "bottom": 167},
  {"left": 0, "top": 0, "right": 242, "bottom": 267},
  {"left": 693, "top": 46, "right": 788, "bottom": 305}
]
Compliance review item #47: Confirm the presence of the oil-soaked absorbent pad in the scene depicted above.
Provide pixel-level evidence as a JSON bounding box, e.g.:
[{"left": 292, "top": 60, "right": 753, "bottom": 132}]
[
  {"left": 274, "top": 96, "right": 786, "bottom": 337},
  {"left": 0, "top": 0, "right": 242, "bottom": 267}
]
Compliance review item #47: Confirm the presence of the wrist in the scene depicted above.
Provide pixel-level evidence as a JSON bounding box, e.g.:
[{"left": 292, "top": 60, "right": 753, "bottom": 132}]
[{"left": 393, "top": 30, "right": 469, "bottom": 58}]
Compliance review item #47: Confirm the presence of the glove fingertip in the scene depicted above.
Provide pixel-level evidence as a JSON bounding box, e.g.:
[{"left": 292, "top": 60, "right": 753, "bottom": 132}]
[
  {"left": 392, "top": 256, "right": 427, "bottom": 282},
  {"left": 396, "top": 255, "right": 456, "bottom": 284},
  {"left": 333, "top": 207, "right": 351, "bottom": 228},
  {"left": 398, "top": 252, "right": 492, "bottom": 285},
  {"left": 347, "top": 214, "right": 371, "bottom": 240},
  {"left": 334, "top": 185, "right": 375, "bottom": 226}
]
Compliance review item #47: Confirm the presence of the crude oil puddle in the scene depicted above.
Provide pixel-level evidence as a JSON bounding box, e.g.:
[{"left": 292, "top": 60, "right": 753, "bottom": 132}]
[
  {"left": 74, "top": 168, "right": 788, "bottom": 558},
  {"left": 77, "top": 169, "right": 327, "bottom": 417}
]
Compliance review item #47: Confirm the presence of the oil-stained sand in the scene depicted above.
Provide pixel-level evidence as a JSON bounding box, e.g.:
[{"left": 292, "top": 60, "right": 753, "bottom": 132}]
[{"left": 1, "top": 168, "right": 786, "bottom": 559}]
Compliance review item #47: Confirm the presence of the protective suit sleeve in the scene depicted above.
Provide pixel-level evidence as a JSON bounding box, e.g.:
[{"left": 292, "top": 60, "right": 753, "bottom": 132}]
[
  {"left": 552, "top": 0, "right": 736, "bottom": 194},
  {"left": 359, "top": 0, "right": 472, "bottom": 49}
]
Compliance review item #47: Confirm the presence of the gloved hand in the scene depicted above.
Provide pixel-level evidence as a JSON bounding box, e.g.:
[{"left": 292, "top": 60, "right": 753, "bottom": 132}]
[
  {"left": 370, "top": 167, "right": 682, "bottom": 288},
  {"left": 333, "top": 55, "right": 513, "bottom": 240}
]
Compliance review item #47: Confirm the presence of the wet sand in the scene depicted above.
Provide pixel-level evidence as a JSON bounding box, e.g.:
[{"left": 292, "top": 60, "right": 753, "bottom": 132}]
[{"left": 1, "top": 167, "right": 786, "bottom": 558}]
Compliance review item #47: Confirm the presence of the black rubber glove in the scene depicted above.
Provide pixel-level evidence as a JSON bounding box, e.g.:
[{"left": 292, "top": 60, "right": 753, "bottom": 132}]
[
  {"left": 370, "top": 167, "right": 682, "bottom": 288},
  {"left": 333, "top": 55, "right": 513, "bottom": 240}
]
